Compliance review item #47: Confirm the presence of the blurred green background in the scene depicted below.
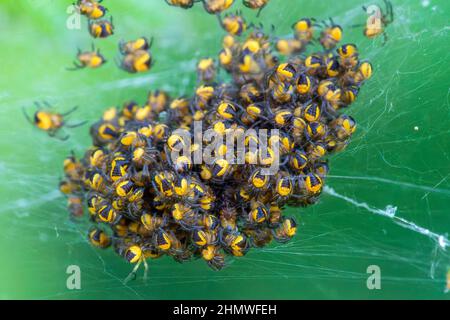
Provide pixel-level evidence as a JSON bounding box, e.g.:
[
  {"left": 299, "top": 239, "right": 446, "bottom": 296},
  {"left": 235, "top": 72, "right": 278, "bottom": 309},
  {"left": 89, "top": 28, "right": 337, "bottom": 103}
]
[{"left": 0, "top": 0, "right": 449, "bottom": 299}]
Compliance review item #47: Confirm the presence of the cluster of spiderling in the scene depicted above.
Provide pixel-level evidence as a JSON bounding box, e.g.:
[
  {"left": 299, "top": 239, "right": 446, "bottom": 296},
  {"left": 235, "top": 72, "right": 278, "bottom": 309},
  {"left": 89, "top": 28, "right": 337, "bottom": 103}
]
[{"left": 60, "top": 11, "right": 373, "bottom": 281}]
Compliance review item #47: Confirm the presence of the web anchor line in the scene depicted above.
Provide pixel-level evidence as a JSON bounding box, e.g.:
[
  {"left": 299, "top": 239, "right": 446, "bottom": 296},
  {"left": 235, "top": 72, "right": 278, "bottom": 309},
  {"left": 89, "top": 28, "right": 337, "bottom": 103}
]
[{"left": 323, "top": 186, "right": 450, "bottom": 250}]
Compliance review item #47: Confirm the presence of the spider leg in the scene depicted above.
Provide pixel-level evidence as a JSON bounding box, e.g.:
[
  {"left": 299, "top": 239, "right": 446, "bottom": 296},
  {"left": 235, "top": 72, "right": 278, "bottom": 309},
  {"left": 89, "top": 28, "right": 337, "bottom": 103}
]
[
  {"left": 151, "top": 180, "right": 162, "bottom": 196},
  {"left": 127, "top": 204, "right": 137, "bottom": 220},
  {"left": 118, "top": 39, "right": 127, "bottom": 55},
  {"left": 42, "top": 100, "right": 54, "bottom": 109},
  {"left": 65, "top": 120, "right": 87, "bottom": 128},
  {"left": 256, "top": 5, "right": 267, "bottom": 18},
  {"left": 115, "top": 57, "right": 123, "bottom": 70},
  {"left": 382, "top": 31, "right": 388, "bottom": 45},
  {"left": 279, "top": 155, "right": 289, "bottom": 166},
  {"left": 22, "top": 107, "right": 34, "bottom": 125},
  {"left": 382, "top": 0, "right": 394, "bottom": 23},
  {"left": 216, "top": 13, "right": 224, "bottom": 29},
  {"left": 58, "top": 135, "right": 70, "bottom": 141},
  {"left": 316, "top": 20, "right": 326, "bottom": 28},
  {"left": 247, "top": 22, "right": 256, "bottom": 30},
  {"left": 349, "top": 22, "right": 366, "bottom": 28},
  {"left": 123, "top": 259, "right": 142, "bottom": 284},
  {"left": 388, "top": 1, "right": 394, "bottom": 23},
  {"left": 143, "top": 259, "right": 149, "bottom": 281},
  {"left": 66, "top": 62, "right": 83, "bottom": 71},
  {"left": 320, "top": 100, "right": 334, "bottom": 119},
  {"left": 148, "top": 36, "right": 154, "bottom": 49},
  {"left": 142, "top": 164, "right": 151, "bottom": 181},
  {"left": 51, "top": 130, "right": 70, "bottom": 141},
  {"left": 34, "top": 101, "right": 43, "bottom": 109},
  {"left": 62, "top": 106, "right": 78, "bottom": 116}
]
